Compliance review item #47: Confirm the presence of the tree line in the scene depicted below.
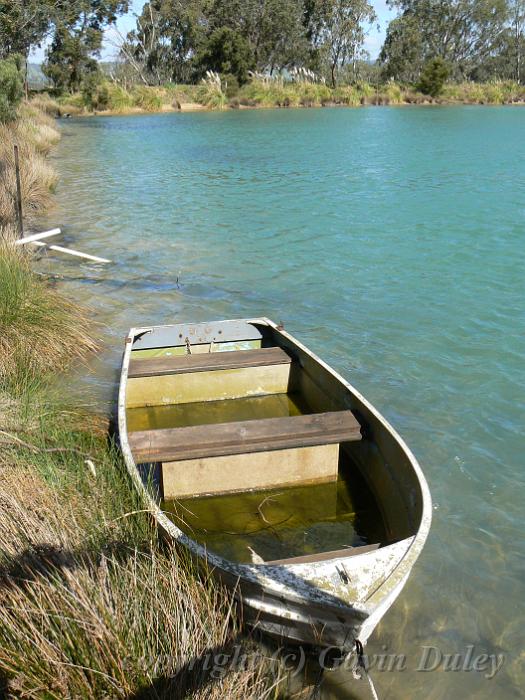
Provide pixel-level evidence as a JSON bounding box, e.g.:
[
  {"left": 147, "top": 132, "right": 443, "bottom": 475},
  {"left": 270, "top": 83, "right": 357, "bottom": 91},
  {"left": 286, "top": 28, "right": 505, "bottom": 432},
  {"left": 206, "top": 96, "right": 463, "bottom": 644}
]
[{"left": 0, "top": 0, "right": 524, "bottom": 97}]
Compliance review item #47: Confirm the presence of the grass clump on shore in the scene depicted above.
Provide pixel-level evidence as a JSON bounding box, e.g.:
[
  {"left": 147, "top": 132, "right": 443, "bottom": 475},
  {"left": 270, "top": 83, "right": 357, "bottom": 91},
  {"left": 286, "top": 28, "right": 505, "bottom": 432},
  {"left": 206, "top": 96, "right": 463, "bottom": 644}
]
[
  {"left": 441, "top": 80, "right": 525, "bottom": 104},
  {"left": 0, "top": 244, "right": 97, "bottom": 394},
  {"left": 0, "top": 405, "right": 279, "bottom": 699}
]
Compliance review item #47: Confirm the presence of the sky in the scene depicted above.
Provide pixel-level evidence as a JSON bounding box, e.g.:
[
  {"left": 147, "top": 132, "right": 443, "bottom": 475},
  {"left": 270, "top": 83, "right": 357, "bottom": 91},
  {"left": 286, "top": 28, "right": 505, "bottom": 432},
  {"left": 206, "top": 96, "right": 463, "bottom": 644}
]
[{"left": 30, "top": 0, "right": 396, "bottom": 64}]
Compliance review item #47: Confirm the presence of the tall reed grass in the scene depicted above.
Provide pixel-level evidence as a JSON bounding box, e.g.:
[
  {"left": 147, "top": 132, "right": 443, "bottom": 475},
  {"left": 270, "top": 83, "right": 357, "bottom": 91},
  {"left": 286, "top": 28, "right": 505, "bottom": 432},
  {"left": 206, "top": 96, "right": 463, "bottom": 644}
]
[
  {"left": 442, "top": 80, "right": 525, "bottom": 104},
  {"left": 37, "top": 78, "right": 525, "bottom": 120},
  {"left": 196, "top": 72, "right": 228, "bottom": 110}
]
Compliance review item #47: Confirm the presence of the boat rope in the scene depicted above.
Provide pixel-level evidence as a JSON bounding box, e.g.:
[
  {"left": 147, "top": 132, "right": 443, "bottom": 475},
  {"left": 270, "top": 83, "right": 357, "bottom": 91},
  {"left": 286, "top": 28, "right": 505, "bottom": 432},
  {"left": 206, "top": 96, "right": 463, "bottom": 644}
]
[
  {"left": 352, "top": 639, "right": 380, "bottom": 700},
  {"left": 309, "top": 665, "right": 324, "bottom": 699},
  {"left": 185, "top": 337, "right": 192, "bottom": 354}
]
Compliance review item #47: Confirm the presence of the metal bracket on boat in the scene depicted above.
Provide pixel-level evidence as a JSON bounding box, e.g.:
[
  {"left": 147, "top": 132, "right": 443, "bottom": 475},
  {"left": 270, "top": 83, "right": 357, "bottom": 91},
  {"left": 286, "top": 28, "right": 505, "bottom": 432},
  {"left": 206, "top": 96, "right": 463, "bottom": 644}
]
[{"left": 336, "top": 563, "right": 350, "bottom": 584}]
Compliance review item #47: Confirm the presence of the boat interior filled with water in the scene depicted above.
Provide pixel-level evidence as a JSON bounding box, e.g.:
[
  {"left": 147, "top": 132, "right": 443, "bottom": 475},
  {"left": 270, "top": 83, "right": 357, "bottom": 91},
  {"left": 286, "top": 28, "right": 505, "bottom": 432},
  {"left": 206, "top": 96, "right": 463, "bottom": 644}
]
[{"left": 119, "top": 318, "right": 431, "bottom": 648}]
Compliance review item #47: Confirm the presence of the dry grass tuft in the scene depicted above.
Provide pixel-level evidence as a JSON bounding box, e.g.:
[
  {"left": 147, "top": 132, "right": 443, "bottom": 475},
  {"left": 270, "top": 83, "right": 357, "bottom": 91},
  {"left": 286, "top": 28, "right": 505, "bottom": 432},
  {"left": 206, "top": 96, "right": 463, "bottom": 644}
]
[
  {"left": 27, "top": 94, "right": 61, "bottom": 118},
  {"left": 0, "top": 421, "right": 279, "bottom": 699},
  {"left": 0, "top": 98, "right": 61, "bottom": 228},
  {"left": 0, "top": 245, "right": 98, "bottom": 392}
]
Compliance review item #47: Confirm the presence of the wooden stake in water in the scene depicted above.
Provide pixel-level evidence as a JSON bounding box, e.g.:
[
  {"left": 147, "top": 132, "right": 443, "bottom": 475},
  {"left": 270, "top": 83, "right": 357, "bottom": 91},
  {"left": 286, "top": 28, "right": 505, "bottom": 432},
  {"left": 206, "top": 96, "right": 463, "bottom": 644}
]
[{"left": 13, "top": 144, "right": 24, "bottom": 238}]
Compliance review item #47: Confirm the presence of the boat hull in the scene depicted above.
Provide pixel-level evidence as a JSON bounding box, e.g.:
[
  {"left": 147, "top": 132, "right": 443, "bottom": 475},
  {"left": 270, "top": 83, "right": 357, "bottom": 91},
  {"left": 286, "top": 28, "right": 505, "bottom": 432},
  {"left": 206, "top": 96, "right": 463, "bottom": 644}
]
[{"left": 118, "top": 318, "right": 432, "bottom": 651}]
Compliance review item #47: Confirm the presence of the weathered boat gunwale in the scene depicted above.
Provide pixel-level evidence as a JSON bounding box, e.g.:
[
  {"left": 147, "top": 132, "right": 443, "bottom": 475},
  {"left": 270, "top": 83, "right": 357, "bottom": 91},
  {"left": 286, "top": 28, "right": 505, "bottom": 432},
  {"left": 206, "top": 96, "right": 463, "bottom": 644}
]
[{"left": 118, "top": 317, "right": 432, "bottom": 649}]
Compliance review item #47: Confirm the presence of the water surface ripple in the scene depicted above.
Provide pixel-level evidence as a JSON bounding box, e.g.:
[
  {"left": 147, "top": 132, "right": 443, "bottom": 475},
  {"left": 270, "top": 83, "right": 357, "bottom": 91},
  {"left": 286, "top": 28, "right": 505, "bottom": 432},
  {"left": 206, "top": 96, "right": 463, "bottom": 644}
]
[{"left": 41, "top": 106, "right": 524, "bottom": 699}]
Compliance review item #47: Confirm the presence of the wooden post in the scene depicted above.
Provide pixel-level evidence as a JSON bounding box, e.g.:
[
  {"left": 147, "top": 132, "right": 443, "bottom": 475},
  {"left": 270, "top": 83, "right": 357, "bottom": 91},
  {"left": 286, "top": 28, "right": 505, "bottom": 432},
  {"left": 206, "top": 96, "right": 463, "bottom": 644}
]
[{"left": 13, "top": 144, "right": 24, "bottom": 239}]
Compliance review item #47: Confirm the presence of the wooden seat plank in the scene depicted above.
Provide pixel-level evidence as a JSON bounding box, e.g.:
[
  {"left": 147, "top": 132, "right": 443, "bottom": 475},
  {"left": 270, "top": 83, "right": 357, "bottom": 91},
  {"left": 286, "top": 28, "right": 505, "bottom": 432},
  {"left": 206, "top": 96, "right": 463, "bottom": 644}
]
[
  {"left": 128, "top": 347, "right": 292, "bottom": 378},
  {"left": 128, "top": 410, "right": 362, "bottom": 463}
]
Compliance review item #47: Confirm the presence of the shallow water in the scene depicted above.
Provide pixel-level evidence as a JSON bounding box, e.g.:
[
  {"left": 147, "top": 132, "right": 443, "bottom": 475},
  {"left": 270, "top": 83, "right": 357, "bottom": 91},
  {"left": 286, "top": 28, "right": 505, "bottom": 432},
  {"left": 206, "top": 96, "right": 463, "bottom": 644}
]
[{"left": 40, "top": 106, "right": 524, "bottom": 698}]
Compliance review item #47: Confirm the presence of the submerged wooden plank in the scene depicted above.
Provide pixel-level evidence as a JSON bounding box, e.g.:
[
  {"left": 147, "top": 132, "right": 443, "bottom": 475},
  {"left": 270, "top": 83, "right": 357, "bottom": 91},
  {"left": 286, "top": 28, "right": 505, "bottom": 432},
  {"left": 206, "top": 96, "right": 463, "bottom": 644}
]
[
  {"left": 128, "top": 347, "right": 292, "bottom": 378},
  {"left": 126, "top": 393, "right": 305, "bottom": 432},
  {"left": 128, "top": 410, "right": 362, "bottom": 463},
  {"left": 162, "top": 443, "right": 339, "bottom": 499},
  {"left": 126, "top": 364, "right": 292, "bottom": 408}
]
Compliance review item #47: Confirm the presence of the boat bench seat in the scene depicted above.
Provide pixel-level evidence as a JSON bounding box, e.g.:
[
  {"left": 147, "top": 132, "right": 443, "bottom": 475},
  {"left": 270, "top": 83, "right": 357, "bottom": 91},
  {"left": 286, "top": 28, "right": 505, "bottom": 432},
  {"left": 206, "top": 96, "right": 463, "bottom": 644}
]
[
  {"left": 128, "top": 410, "right": 361, "bottom": 463},
  {"left": 129, "top": 410, "right": 361, "bottom": 500},
  {"left": 128, "top": 346, "right": 292, "bottom": 378}
]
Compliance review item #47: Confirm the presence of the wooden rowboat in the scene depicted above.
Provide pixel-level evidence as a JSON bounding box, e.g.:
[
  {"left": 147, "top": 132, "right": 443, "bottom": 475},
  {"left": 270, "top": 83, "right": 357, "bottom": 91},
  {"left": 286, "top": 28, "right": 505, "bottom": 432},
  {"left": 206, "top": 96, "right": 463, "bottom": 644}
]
[{"left": 118, "top": 318, "right": 431, "bottom": 651}]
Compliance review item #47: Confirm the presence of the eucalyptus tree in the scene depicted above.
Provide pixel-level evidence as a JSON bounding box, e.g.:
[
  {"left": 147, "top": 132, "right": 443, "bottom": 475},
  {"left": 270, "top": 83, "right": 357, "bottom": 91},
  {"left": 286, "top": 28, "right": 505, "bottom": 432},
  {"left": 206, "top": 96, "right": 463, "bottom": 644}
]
[
  {"left": 510, "top": 0, "right": 525, "bottom": 81},
  {"left": 253, "top": 0, "right": 308, "bottom": 72},
  {"left": 206, "top": 0, "right": 307, "bottom": 72},
  {"left": 195, "top": 26, "right": 254, "bottom": 83},
  {"left": 381, "top": 0, "right": 511, "bottom": 79},
  {"left": 379, "top": 14, "right": 424, "bottom": 81},
  {"left": 121, "top": 0, "right": 210, "bottom": 85},
  {"left": 304, "top": 0, "right": 377, "bottom": 86},
  {"left": 0, "top": 0, "right": 57, "bottom": 94},
  {"left": 121, "top": 0, "right": 308, "bottom": 82},
  {"left": 43, "top": 0, "right": 128, "bottom": 92},
  {"left": 0, "top": 0, "right": 52, "bottom": 59}
]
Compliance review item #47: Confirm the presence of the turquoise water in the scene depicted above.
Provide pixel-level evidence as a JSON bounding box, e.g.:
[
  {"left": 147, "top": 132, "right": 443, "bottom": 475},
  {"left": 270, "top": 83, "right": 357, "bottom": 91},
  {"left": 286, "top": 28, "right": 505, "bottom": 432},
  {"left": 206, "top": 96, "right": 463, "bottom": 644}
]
[{"left": 41, "top": 107, "right": 524, "bottom": 698}]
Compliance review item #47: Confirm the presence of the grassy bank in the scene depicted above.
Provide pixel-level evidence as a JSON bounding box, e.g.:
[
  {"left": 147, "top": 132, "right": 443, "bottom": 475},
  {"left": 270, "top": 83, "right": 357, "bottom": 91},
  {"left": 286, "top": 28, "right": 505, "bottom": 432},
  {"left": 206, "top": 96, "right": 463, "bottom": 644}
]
[
  {"left": 42, "top": 78, "right": 525, "bottom": 117},
  {"left": 0, "top": 103, "right": 280, "bottom": 697},
  {"left": 0, "top": 101, "right": 61, "bottom": 233},
  {"left": 0, "top": 248, "right": 279, "bottom": 700}
]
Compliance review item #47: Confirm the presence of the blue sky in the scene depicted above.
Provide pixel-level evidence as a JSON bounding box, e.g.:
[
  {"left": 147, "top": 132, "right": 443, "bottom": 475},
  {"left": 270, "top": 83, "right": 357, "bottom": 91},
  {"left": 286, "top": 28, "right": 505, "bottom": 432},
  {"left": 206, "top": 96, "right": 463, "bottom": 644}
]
[{"left": 31, "top": 0, "right": 395, "bottom": 63}]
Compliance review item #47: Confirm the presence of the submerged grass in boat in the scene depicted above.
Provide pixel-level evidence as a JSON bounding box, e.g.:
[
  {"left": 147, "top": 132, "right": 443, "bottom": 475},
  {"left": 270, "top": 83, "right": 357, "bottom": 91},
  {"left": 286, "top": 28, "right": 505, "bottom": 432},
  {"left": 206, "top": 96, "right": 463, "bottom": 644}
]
[{"left": 162, "top": 468, "right": 388, "bottom": 564}]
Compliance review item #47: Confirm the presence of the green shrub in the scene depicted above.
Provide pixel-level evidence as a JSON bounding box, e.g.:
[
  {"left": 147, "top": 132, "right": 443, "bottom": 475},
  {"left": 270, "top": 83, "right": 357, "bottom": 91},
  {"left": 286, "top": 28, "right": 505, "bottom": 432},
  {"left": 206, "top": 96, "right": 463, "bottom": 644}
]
[
  {"left": 333, "top": 85, "right": 362, "bottom": 106},
  {"left": 104, "top": 84, "right": 133, "bottom": 112},
  {"left": 418, "top": 57, "right": 450, "bottom": 97},
  {"left": 222, "top": 73, "right": 240, "bottom": 98},
  {"left": 81, "top": 73, "right": 109, "bottom": 111},
  {"left": 385, "top": 81, "right": 403, "bottom": 104},
  {"left": 57, "top": 92, "right": 85, "bottom": 109},
  {"left": 197, "top": 27, "right": 254, "bottom": 85},
  {"left": 0, "top": 55, "right": 24, "bottom": 123},
  {"left": 131, "top": 85, "right": 163, "bottom": 111}
]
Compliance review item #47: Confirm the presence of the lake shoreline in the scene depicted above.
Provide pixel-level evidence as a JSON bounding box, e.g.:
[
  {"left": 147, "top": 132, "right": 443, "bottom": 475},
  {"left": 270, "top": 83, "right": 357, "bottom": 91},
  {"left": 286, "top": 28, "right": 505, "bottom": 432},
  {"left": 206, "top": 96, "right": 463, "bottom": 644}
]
[
  {"left": 69, "top": 96, "right": 525, "bottom": 118},
  {"left": 50, "top": 79, "right": 525, "bottom": 118}
]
